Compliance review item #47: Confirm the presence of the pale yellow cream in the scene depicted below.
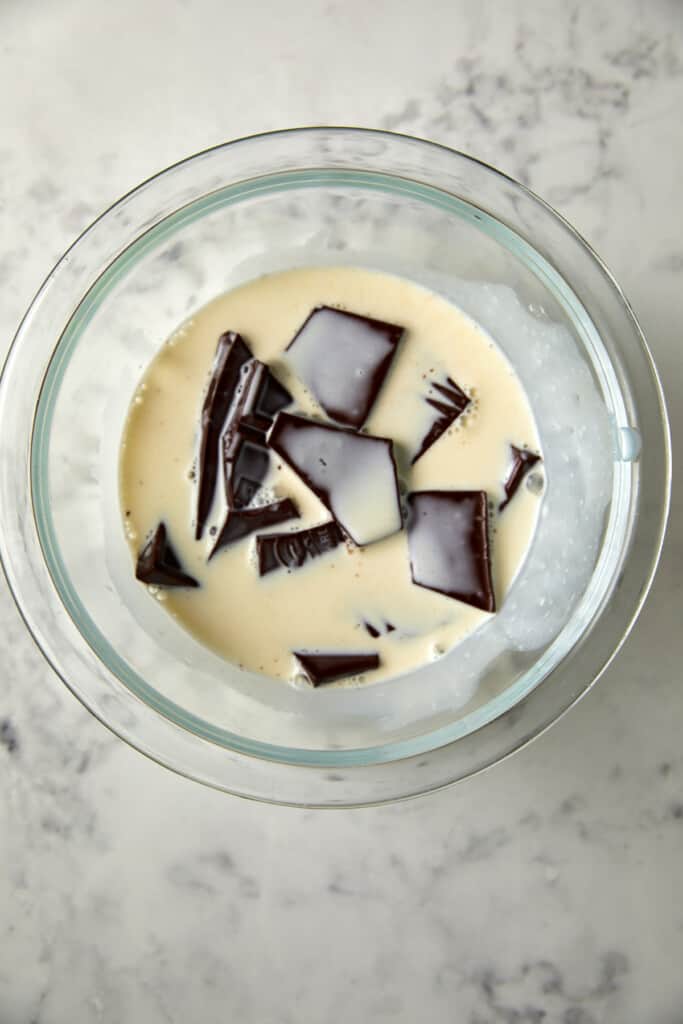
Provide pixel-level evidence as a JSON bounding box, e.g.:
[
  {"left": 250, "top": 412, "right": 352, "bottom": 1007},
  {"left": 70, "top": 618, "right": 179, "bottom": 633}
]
[{"left": 119, "top": 266, "right": 543, "bottom": 685}]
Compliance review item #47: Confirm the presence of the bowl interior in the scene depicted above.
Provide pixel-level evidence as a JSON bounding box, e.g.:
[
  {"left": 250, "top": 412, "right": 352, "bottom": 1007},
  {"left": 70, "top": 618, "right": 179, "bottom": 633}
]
[{"left": 32, "top": 166, "right": 632, "bottom": 764}]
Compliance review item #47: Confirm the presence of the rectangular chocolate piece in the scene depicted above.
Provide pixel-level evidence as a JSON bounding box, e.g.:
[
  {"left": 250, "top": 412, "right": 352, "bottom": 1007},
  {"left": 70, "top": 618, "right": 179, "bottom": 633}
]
[
  {"left": 267, "top": 412, "right": 402, "bottom": 547},
  {"left": 136, "top": 522, "right": 198, "bottom": 588},
  {"left": 285, "top": 306, "right": 404, "bottom": 428},
  {"left": 407, "top": 490, "right": 495, "bottom": 612},
  {"left": 412, "top": 375, "right": 470, "bottom": 464},
  {"left": 499, "top": 445, "right": 542, "bottom": 511},
  {"left": 209, "top": 498, "right": 299, "bottom": 560},
  {"left": 221, "top": 359, "right": 292, "bottom": 509},
  {"left": 195, "top": 331, "right": 252, "bottom": 539},
  {"left": 294, "top": 651, "right": 380, "bottom": 686},
  {"left": 257, "top": 520, "right": 344, "bottom": 576}
]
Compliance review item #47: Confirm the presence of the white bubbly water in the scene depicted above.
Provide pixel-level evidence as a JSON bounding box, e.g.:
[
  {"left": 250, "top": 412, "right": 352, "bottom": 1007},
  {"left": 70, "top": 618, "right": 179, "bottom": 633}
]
[{"left": 119, "top": 266, "right": 544, "bottom": 686}]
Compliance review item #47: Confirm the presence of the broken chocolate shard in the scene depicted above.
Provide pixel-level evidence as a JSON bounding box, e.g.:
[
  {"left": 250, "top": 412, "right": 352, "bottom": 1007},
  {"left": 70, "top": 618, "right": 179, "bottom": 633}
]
[
  {"left": 195, "top": 331, "right": 252, "bottom": 539},
  {"left": 294, "top": 651, "right": 380, "bottom": 686},
  {"left": 221, "top": 358, "right": 292, "bottom": 509},
  {"left": 285, "top": 305, "right": 404, "bottom": 428},
  {"left": 407, "top": 491, "right": 495, "bottom": 612},
  {"left": 362, "top": 620, "right": 396, "bottom": 638},
  {"left": 209, "top": 498, "right": 300, "bottom": 559},
  {"left": 499, "top": 445, "right": 542, "bottom": 511},
  {"left": 256, "top": 371, "right": 292, "bottom": 418},
  {"left": 136, "top": 522, "right": 199, "bottom": 588},
  {"left": 257, "top": 520, "right": 344, "bottom": 576},
  {"left": 412, "top": 375, "right": 470, "bottom": 464},
  {"left": 267, "top": 412, "right": 402, "bottom": 546}
]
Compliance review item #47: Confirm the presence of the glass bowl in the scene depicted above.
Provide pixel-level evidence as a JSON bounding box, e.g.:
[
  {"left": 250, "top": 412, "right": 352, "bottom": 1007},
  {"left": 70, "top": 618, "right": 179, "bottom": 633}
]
[{"left": 0, "top": 128, "right": 670, "bottom": 806}]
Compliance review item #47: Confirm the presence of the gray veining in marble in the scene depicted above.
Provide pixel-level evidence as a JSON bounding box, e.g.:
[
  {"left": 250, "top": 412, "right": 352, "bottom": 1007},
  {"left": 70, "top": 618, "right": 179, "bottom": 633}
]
[{"left": 1, "top": 0, "right": 682, "bottom": 1021}]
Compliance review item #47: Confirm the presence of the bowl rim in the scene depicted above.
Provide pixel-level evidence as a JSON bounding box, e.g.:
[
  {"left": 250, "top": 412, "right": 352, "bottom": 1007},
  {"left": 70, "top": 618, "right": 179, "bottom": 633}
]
[{"left": 0, "top": 126, "right": 671, "bottom": 806}]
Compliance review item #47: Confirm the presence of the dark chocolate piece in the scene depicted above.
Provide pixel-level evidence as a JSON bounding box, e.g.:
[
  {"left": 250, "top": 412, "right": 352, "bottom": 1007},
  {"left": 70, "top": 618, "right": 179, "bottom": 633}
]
[
  {"left": 136, "top": 523, "right": 198, "bottom": 588},
  {"left": 362, "top": 620, "right": 396, "bottom": 638},
  {"left": 209, "top": 498, "right": 300, "bottom": 559},
  {"left": 285, "top": 305, "right": 404, "bottom": 428},
  {"left": 221, "top": 358, "right": 292, "bottom": 509},
  {"left": 412, "top": 375, "right": 470, "bottom": 464},
  {"left": 195, "top": 331, "right": 251, "bottom": 539},
  {"left": 499, "top": 445, "right": 542, "bottom": 511},
  {"left": 294, "top": 651, "right": 380, "bottom": 686},
  {"left": 257, "top": 520, "right": 344, "bottom": 576},
  {"left": 267, "top": 412, "right": 402, "bottom": 546},
  {"left": 407, "top": 491, "right": 495, "bottom": 612}
]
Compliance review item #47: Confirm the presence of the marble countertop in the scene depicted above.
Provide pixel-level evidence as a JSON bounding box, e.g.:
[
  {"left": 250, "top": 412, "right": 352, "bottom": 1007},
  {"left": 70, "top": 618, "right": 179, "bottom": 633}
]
[{"left": 1, "top": 1, "right": 681, "bottom": 1021}]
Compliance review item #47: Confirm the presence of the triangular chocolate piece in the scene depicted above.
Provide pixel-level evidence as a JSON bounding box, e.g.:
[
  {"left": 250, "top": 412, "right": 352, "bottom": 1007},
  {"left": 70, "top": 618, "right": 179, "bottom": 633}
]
[
  {"left": 136, "top": 523, "right": 198, "bottom": 588},
  {"left": 412, "top": 375, "right": 470, "bottom": 464},
  {"left": 294, "top": 651, "right": 380, "bottom": 686},
  {"left": 407, "top": 491, "right": 495, "bottom": 612},
  {"left": 209, "top": 498, "right": 299, "bottom": 559},
  {"left": 499, "top": 445, "right": 542, "bottom": 511}
]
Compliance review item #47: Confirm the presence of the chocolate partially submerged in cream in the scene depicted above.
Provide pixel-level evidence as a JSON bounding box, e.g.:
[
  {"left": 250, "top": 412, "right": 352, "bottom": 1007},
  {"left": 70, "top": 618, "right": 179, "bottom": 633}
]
[
  {"left": 195, "top": 338, "right": 291, "bottom": 538},
  {"left": 284, "top": 305, "right": 403, "bottom": 428},
  {"left": 121, "top": 266, "right": 545, "bottom": 686},
  {"left": 136, "top": 523, "right": 198, "bottom": 588},
  {"left": 407, "top": 491, "right": 495, "bottom": 612},
  {"left": 257, "top": 521, "right": 344, "bottom": 576},
  {"left": 209, "top": 498, "right": 300, "bottom": 559},
  {"left": 294, "top": 651, "right": 381, "bottom": 686},
  {"left": 267, "top": 412, "right": 402, "bottom": 547},
  {"left": 499, "top": 445, "right": 542, "bottom": 511},
  {"left": 412, "top": 375, "right": 471, "bottom": 464},
  {"left": 195, "top": 331, "right": 251, "bottom": 539}
]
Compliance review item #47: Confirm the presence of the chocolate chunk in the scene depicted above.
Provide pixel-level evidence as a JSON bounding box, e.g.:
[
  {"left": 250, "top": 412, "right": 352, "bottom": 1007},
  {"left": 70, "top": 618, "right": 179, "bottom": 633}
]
[
  {"left": 285, "top": 306, "right": 404, "bottom": 428},
  {"left": 195, "top": 334, "right": 292, "bottom": 538},
  {"left": 412, "top": 375, "right": 470, "bottom": 464},
  {"left": 221, "top": 358, "right": 292, "bottom": 509},
  {"left": 407, "top": 491, "right": 495, "bottom": 612},
  {"left": 267, "top": 412, "right": 402, "bottom": 546},
  {"left": 257, "top": 520, "right": 344, "bottom": 576},
  {"left": 195, "top": 331, "right": 251, "bottom": 539},
  {"left": 294, "top": 651, "right": 380, "bottom": 686},
  {"left": 136, "top": 523, "right": 198, "bottom": 588},
  {"left": 499, "top": 445, "right": 542, "bottom": 511},
  {"left": 362, "top": 620, "right": 396, "bottom": 638},
  {"left": 209, "top": 498, "right": 300, "bottom": 559}
]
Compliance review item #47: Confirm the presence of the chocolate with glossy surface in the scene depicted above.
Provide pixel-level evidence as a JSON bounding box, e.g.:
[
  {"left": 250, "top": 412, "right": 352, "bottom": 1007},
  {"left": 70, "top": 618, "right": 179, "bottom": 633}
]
[
  {"left": 412, "top": 375, "right": 470, "bottom": 464},
  {"left": 499, "top": 445, "right": 542, "bottom": 511},
  {"left": 257, "top": 520, "right": 345, "bottom": 576},
  {"left": 294, "top": 650, "right": 380, "bottom": 686},
  {"left": 209, "top": 498, "right": 300, "bottom": 559},
  {"left": 267, "top": 412, "right": 401, "bottom": 546},
  {"left": 285, "top": 305, "right": 403, "bottom": 428},
  {"left": 136, "top": 523, "right": 199, "bottom": 588},
  {"left": 195, "top": 331, "right": 251, "bottom": 539},
  {"left": 407, "top": 490, "right": 495, "bottom": 612}
]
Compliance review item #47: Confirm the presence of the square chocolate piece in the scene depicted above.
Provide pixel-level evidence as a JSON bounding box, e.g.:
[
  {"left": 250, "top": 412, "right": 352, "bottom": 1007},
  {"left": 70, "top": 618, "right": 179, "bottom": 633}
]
[{"left": 285, "top": 306, "right": 403, "bottom": 428}]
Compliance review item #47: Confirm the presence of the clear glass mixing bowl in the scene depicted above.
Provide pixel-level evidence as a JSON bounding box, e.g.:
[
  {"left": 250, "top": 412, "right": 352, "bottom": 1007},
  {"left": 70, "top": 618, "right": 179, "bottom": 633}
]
[{"left": 0, "top": 128, "right": 670, "bottom": 806}]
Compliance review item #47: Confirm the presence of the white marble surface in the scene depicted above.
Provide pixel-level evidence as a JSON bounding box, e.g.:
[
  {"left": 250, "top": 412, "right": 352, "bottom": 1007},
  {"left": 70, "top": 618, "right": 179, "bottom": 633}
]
[{"left": 1, "top": 1, "right": 682, "bottom": 1020}]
